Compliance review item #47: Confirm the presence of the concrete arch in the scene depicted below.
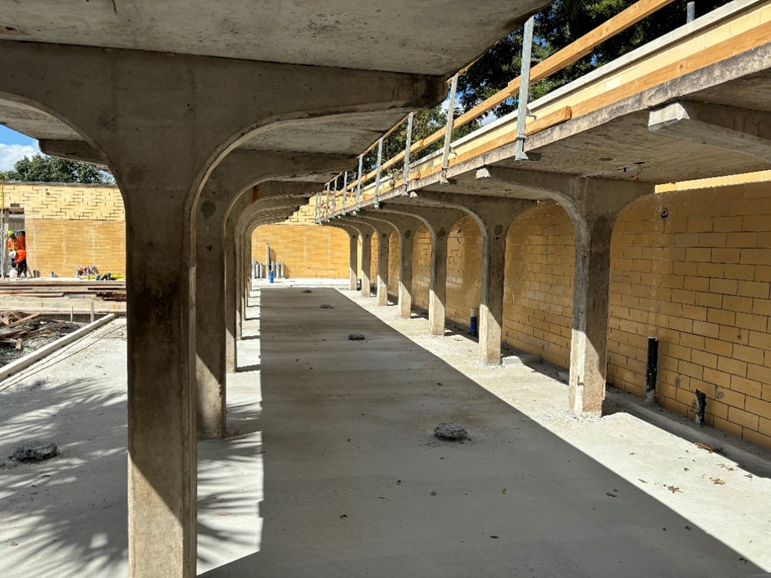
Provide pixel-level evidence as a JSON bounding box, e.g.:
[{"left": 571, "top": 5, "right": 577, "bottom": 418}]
[{"left": 503, "top": 201, "right": 576, "bottom": 369}]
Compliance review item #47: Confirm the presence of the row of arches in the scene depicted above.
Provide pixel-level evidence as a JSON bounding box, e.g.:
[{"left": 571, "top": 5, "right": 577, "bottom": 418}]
[{"left": 336, "top": 183, "right": 771, "bottom": 453}]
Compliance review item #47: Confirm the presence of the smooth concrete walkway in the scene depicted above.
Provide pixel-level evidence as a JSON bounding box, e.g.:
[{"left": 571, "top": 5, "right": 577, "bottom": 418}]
[{"left": 203, "top": 287, "right": 763, "bottom": 577}]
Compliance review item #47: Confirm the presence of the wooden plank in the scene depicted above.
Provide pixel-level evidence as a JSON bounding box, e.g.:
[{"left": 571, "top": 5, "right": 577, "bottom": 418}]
[
  {"left": 8, "top": 312, "right": 41, "bottom": 327},
  {"left": 531, "top": 0, "right": 678, "bottom": 81},
  {"left": 570, "top": 19, "right": 771, "bottom": 119}
]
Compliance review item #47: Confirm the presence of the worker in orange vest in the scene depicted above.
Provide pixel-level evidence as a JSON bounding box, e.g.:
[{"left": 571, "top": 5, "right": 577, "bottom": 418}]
[
  {"left": 15, "top": 230, "right": 25, "bottom": 252},
  {"left": 14, "top": 230, "right": 27, "bottom": 277}
]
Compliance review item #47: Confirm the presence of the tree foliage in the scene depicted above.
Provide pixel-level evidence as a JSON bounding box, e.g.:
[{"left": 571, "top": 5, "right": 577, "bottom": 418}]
[
  {"left": 458, "top": 0, "right": 733, "bottom": 118},
  {"left": 0, "top": 154, "right": 114, "bottom": 184}
]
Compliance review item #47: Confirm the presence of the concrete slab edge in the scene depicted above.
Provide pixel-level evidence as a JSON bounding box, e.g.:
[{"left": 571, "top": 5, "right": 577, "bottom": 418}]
[
  {"left": 606, "top": 387, "right": 771, "bottom": 477},
  {"left": 0, "top": 314, "right": 116, "bottom": 384}
]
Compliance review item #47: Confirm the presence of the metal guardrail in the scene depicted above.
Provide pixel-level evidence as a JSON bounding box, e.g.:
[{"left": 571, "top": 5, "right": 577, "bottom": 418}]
[{"left": 312, "top": 0, "right": 735, "bottom": 223}]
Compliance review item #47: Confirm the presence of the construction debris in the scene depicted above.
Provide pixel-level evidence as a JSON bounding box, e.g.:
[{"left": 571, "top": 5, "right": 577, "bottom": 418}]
[
  {"left": 11, "top": 441, "right": 58, "bottom": 462},
  {"left": 348, "top": 333, "right": 365, "bottom": 341},
  {"left": 0, "top": 311, "right": 84, "bottom": 367},
  {"left": 434, "top": 422, "right": 468, "bottom": 441},
  {"left": 320, "top": 304, "right": 334, "bottom": 309}
]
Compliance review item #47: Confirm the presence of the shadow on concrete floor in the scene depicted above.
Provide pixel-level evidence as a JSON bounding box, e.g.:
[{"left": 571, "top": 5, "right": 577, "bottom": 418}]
[
  {"left": 0, "top": 320, "right": 267, "bottom": 578},
  {"left": 201, "top": 287, "right": 762, "bottom": 578}
]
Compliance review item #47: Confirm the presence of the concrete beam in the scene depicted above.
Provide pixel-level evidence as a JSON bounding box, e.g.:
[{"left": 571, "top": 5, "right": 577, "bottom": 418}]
[
  {"left": 649, "top": 100, "right": 771, "bottom": 163},
  {"left": 39, "top": 139, "right": 109, "bottom": 170}
]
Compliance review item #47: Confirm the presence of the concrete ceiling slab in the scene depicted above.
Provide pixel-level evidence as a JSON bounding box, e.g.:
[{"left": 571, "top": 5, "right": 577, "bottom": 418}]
[
  {"left": 0, "top": 0, "right": 547, "bottom": 76},
  {"left": 240, "top": 111, "right": 408, "bottom": 157},
  {"left": 0, "top": 101, "right": 79, "bottom": 141}
]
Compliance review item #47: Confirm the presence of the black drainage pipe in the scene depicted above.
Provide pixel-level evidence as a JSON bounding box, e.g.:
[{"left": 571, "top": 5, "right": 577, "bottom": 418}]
[
  {"left": 645, "top": 336, "right": 659, "bottom": 404},
  {"left": 695, "top": 390, "right": 707, "bottom": 427}
]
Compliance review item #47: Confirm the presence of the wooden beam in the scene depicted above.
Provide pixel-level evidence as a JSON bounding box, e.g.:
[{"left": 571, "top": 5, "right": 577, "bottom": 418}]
[{"left": 571, "top": 18, "right": 771, "bottom": 118}]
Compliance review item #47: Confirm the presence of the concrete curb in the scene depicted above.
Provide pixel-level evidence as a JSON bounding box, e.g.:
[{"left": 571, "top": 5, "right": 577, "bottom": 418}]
[
  {"left": 0, "top": 314, "right": 116, "bottom": 383},
  {"left": 606, "top": 388, "right": 771, "bottom": 476}
]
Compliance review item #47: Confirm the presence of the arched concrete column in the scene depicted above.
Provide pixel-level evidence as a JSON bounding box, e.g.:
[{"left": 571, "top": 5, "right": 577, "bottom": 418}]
[
  {"left": 476, "top": 167, "right": 653, "bottom": 416},
  {"left": 339, "top": 218, "right": 376, "bottom": 297},
  {"left": 325, "top": 222, "right": 361, "bottom": 291},
  {"left": 346, "top": 216, "right": 398, "bottom": 306},
  {"left": 231, "top": 184, "right": 321, "bottom": 369},
  {"left": 0, "top": 40, "right": 446, "bottom": 578},
  {"left": 235, "top": 182, "right": 324, "bottom": 294},
  {"left": 354, "top": 211, "right": 424, "bottom": 319},
  {"left": 385, "top": 203, "right": 465, "bottom": 336},
  {"left": 406, "top": 190, "right": 535, "bottom": 364},
  {"left": 196, "top": 151, "right": 348, "bottom": 438}
]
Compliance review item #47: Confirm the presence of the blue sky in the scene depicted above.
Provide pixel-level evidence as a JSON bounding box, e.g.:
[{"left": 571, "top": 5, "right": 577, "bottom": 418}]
[{"left": 0, "top": 126, "right": 39, "bottom": 172}]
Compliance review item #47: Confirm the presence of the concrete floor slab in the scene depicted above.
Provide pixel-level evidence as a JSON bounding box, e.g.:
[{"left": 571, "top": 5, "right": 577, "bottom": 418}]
[
  {"left": 203, "top": 287, "right": 769, "bottom": 578},
  {"left": 0, "top": 287, "right": 769, "bottom": 577}
]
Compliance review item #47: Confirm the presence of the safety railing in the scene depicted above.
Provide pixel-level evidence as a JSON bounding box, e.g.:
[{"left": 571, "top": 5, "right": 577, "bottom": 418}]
[{"left": 314, "top": 0, "right": 765, "bottom": 222}]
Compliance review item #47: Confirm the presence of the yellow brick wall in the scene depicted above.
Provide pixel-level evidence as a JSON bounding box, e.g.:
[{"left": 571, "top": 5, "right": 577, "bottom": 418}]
[
  {"left": 251, "top": 224, "right": 348, "bottom": 278},
  {"left": 503, "top": 202, "right": 575, "bottom": 367},
  {"left": 388, "top": 232, "right": 400, "bottom": 299},
  {"left": 609, "top": 181, "right": 771, "bottom": 449},
  {"left": 1, "top": 182, "right": 126, "bottom": 276},
  {"left": 370, "top": 232, "right": 379, "bottom": 291},
  {"left": 412, "top": 224, "right": 432, "bottom": 310},
  {"left": 446, "top": 216, "right": 482, "bottom": 326}
]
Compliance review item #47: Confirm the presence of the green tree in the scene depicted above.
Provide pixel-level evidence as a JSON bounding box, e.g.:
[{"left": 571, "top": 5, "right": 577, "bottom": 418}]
[
  {"left": 0, "top": 153, "right": 114, "bottom": 184},
  {"left": 458, "top": 0, "right": 733, "bottom": 118}
]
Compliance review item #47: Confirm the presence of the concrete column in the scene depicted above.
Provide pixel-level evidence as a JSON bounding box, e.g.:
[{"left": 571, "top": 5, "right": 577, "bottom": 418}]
[
  {"left": 397, "top": 231, "right": 415, "bottom": 318},
  {"left": 322, "top": 221, "right": 360, "bottom": 291},
  {"left": 346, "top": 232, "right": 359, "bottom": 291},
  {"left": 359, "top": 227, "right": 373, "bottom": 298},
  {"left": 428, "top": 226, "right": 450, "bottom": 336},
  {"left": 406, "top": 191, "right": 533, "bottom": 363},
  {"left": 225, "top": 208, "right": 241, "bottom": 374},
  {"left": 473, "top": 167, "right": 653, "bottom": 413},
  {"left": 569, "top": 213, "right": 614, "bottom": 417},
  {"left": 386, "top": 205, "right": 464, "bottom": 336},
  {"left": 359, "top": 211, "right": 423, "bottom": 319},
  {"left": 124, "top": 192, "right": 197, "bottom": 578},
  {"left": 376, "top": 230, "right": 390, "bottom": 306}
]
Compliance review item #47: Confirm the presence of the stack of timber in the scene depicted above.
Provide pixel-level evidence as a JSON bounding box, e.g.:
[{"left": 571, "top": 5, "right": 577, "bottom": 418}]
[{"left": 0, "top": 280, "right": 126, "bottom": 314}]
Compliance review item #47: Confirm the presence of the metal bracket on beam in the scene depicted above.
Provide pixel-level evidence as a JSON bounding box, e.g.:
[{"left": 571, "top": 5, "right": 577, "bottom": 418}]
[
  {"left": 374, "top": 137, "right": 384, "bottom": 209},
  {"left": 341, "top": 171, "right": 348, "bottom": 215},
  {"left": 515, "top": 16, "right": 535, "bottom": 162},
  {"left": 324, "top": 182, "right": 331, "bottom": 221},
  {"left": 355, "top": 153, "right": 363, "bottom": 212},
  {"left": 403, "top": 111, "right": 414, "bottom": 192},
  {"left": 440, "top": 74, "right": 459, "bottom": 183}
]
